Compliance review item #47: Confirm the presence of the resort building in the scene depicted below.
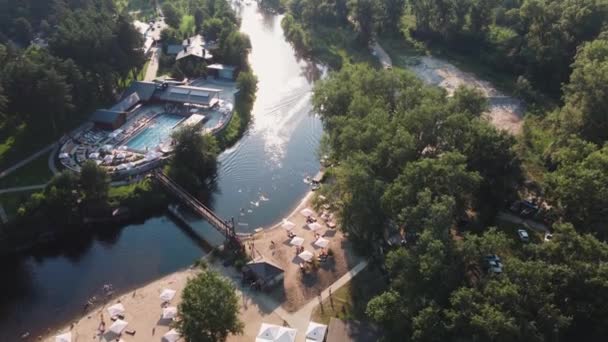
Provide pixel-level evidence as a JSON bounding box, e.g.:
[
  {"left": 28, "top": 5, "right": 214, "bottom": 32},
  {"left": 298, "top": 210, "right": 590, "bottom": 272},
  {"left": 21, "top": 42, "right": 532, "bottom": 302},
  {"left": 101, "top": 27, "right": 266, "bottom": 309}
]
[
  {"left": 90, "top": 110, "right": 126, "bottom": 130},
  {"left": 207, "top": 64, "right": 238, "bottom": 80},
  {"left": 167, "top": 34, "right": 214, "bottom": 63}
]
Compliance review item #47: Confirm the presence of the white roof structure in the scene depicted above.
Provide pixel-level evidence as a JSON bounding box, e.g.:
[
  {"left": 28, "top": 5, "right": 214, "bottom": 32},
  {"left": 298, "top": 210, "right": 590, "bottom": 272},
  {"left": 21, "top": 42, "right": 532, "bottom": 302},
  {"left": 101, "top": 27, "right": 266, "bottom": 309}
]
[
  {"left": 162, "top": 306, "right": 178, "bottom": 319},
  {"left": 163, "top": 328, "right": 181, "bottom": 342},
  {"left": 305, "top": 322, "right": 327, "bottom": 342},
  {"left": 290, "top": 236, "right": 304, "bottom": 246},
  {"left": 256, "top": 323, "right": 281, "bottom": 341},
  {"left": 300, "top": 208, "right": 314, "bottom": 217},
  {"left": 160, "top": 288, "right": 176, "bottom": 301},
  {"left": 107, "top": 303, "right": 125, "bottom": 317},
  {"left": 298, "top": 250, "right": 314, "bottom": 262},
  {"left": 281, "top": 220, "right": 296, "bottom": 231},
  {"left": 55, "top": 332, "right": 72, "bottom": 342},
  {"left": 109, "top": 319, "right": 128, "bottom": 334},
  {"left": 307, "top": 222, "right": 322, "bottom": 231},
  {"left": 275, "top": 327, "right": 297, "bottom": 342},
  {"left": 314, "top": 237, "right": 329, "bottom": 248}
]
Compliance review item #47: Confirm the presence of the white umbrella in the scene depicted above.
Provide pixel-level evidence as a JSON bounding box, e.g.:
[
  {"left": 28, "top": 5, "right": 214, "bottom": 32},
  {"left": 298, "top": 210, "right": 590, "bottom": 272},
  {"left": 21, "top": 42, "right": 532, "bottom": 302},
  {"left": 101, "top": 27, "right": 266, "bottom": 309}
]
[
  {"left": 256, "top": 323, "right": 280, "bottom": 341},
  {"left": 298, "top": 250, "right": 314, "bottom": 262},
  {"left": 89, "top": 152, "right": 100, "bottom": 159},
  {"left": 281, "top": 220, "right": 296, "bottom": 231},
  {"left": 118, "top": 145, "right": 128, "bottom": 150},
  {"left": 103, "top": 154, "right": 114, "bottom": 163},
  {"left": 300, "top": 208, "right": 314, "bottom": 217},
  {"left": 103, "top": 144, "right": 114, "bottom": 151},
  {"left": 116, "top": 152, "right": 126, "bottom": 159},
  {"left": 307, "top": 222, "right": 322, "bottom": 231},
  {"left": 160, "top": 288, "right": 176, "bottom": 301},
  {"left": 163, "top": 328, "right": 181, "bottom": 342},
  {"left": 116, "top": 163, "right": 127, "bottom": 171},
  {"left": 162, "top": 306, "right": 178, "bottom": 319},
  {"left": 59, "top": 152, "right": 69, "bottom": 159},
  {"left": 275, "top": 327, "right": 297, "bottom": 342},
  {"left": 107, "top": 303, "right": 125, "bottom": 317},
  {"left": 305, "top": 322, "right": 327, "bottom": 342},
  {"left": 108, "top": 319, "right": 128, "bottom": 334},
  {"left": 108, "top": 132, "right": 118, "bottom": 138},
  {"left": 290, "top": 236, "right": 304, "bottom": 246},
  {"left": 55, "top": 332, "right": 72, "bottom": 342},
  {"left": 314, "top": 237, "right": 329, "bottom": 248}
]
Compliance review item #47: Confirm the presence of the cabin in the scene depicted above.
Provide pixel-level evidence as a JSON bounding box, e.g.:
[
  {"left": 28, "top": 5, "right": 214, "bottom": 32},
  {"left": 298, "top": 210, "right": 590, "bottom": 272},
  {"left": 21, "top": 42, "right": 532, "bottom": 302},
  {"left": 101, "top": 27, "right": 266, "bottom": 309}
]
[
  {"left": 242, "top": 260, "right": 284, "bottom": 289},
  {"left": 207, "top": 64, "right": 238, "bottom": 81}
]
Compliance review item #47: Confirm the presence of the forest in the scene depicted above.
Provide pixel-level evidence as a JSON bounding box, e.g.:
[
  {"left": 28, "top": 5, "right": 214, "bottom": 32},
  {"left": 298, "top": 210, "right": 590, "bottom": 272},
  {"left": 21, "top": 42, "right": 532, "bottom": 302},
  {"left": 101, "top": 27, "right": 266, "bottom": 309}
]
[{"left": 287, "top": 0, "right": 608, "bottom": 340}]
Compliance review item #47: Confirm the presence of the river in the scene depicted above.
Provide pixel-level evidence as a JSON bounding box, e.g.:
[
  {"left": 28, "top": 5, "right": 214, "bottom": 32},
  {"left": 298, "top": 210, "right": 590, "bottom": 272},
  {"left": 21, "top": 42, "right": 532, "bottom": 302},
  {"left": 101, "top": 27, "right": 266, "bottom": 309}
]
[{"left": 0, "top": 4, "right": 323, "bottom": 340}]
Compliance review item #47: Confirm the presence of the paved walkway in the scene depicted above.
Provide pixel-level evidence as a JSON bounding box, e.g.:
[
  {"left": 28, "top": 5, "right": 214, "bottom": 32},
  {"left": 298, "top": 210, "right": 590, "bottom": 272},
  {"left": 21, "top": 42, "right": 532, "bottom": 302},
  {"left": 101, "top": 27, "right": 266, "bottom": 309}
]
[
  {"left": 0, "top": 143, "right": 56, "bottom": 179},
  {"left": 497, "top": 211, "right": 549, "bottom": 233},
  {"left": 48, "top": 144, "right": 59, "bottom": 175},
  {"left": 371, "top": 41, "right": 392, "bottom": 69},
  {"left": 144, "top": 47, "right": 159, "bottom": 81},
  {"left": 0, "top": 204, "right": 8, "bottom": 224},
  {"left": 0, "top": 184, "right": 47, "bottom": 194}
]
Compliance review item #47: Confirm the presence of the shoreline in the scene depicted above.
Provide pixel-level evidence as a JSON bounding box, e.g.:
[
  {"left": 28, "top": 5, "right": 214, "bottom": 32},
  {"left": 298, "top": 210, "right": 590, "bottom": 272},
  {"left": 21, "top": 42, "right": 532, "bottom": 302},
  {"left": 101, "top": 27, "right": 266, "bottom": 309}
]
[{"left": 41, "top": 188, "right": 319, "bottom": 341}]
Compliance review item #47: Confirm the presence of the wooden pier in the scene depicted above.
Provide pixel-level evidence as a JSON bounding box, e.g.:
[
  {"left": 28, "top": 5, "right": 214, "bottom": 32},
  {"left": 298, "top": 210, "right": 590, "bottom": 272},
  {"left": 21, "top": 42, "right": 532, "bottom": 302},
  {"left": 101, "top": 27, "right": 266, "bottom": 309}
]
[{"left": 153, "top": 171, "right": 237, "bottom": 241}]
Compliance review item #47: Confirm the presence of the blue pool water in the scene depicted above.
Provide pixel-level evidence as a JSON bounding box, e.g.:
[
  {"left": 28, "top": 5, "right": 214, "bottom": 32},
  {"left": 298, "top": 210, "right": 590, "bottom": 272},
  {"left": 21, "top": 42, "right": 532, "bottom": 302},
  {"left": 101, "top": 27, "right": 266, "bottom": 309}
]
[{"left": 126, "top": 113, "right": 184, "bottom": 151}]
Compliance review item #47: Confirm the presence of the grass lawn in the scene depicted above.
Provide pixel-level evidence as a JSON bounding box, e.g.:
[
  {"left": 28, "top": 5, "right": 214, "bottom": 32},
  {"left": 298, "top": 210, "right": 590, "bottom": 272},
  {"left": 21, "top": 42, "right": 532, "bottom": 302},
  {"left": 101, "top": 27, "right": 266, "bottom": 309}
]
[
  {"left": 0, "top": 152, "right": 53, "bottom": 189},
  {"left": 311, "top": 267, "right": 386, "bottom": 325}
]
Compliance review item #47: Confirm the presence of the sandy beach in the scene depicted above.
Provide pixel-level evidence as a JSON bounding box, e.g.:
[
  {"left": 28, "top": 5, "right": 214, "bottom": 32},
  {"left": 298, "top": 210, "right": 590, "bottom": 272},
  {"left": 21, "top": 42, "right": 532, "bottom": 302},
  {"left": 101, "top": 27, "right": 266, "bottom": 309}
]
[{"left": 43, "top": 189, "right": 360, "bottom": 342}]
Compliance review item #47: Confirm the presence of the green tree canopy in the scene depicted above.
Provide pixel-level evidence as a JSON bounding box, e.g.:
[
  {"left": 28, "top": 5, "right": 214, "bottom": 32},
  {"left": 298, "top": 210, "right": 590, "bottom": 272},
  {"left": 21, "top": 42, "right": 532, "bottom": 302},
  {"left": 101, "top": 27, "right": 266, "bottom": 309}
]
[
  {"left": 177, "top": 270, "right": 244, "bottom": 342},
  {"left": 168, "top": 126, "right": 219, "bottom": 191}
]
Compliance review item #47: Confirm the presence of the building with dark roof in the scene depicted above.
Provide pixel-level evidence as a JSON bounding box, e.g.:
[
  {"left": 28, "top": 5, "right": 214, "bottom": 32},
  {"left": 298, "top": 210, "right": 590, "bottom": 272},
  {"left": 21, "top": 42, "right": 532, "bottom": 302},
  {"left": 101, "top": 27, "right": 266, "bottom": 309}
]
[
  {"left": 242, "top": 260, "right": 284, "bottom": 289},
  {"left": 207, "top": 64, "right": 238, "bottom": 80},
  {"left": 120, "top": 81, "right": 158, "bottom": 102},
  {"left": 90, "top": 110, "right": 126, "bottom": 130},
  {"left": 326, "top": 318, "right": 382, "bottom": 342}
]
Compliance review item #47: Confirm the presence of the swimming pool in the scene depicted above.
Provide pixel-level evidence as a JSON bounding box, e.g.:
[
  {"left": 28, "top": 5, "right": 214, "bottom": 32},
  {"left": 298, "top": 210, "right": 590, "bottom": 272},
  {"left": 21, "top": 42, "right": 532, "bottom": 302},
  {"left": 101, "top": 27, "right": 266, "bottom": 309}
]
[{"left": 126, "top": 113, "right": 184, "bottom": 151}]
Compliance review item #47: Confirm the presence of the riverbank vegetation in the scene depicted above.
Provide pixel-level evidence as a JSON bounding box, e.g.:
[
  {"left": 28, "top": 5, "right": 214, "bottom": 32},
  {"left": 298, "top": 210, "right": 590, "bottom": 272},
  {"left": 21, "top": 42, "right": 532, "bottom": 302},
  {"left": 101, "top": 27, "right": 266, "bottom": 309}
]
[
  {"left": 216, "top": 71, "right": 258, "bottom": 148},
  {"left": 0, "top": 0, "right": 145, "bottom": 169}
]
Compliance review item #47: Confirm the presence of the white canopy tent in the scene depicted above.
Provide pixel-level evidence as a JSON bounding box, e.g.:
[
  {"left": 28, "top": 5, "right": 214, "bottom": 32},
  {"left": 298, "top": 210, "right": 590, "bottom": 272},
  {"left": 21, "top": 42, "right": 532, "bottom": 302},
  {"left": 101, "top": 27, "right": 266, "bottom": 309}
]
[
  {"left": 314, "top": 237, "right": 329, "bottom": 248},
  {"left": 89, "top": 152, "right": 100, "bottom": 159},
  {"left": 162, "top": 306, "right": 178, "bottom": 320},
  {"left": 290, "top": 236, "right": 304, "bottom": 246},
  {"left": 160, "top": 288, "right": 176, "bottom": 301},
  {"left": 298, "top": 250, "right": 314, "bottom": 262},
  {"left": 55, "top": 332, "right": 72, "bottom": 342},
  {"left": 163, "top": 328, "right": 181, "bottom": 342},
  {"left": 275, "top": 327, "right": 297, "bottom": 342},
  {"left": 307, "top": 222, "right": 322, "bottom": 231},
  {"left": 256, "top": 323, "right": 281, "bottom": 341},
  {"left": 107, "top": 303, "right": 125, "bottom": 317},
  {"left": 305, "top": 322, "right": 327, "bottom": 342},
  {"left": 281, "top": 220, "right": 296, "bottom": 231},
  {"left": 108, "top": 319, "right": 128, "bottom": 334},
  {"left": 300, "top": 208, "right": 314, "bottom": 217}
]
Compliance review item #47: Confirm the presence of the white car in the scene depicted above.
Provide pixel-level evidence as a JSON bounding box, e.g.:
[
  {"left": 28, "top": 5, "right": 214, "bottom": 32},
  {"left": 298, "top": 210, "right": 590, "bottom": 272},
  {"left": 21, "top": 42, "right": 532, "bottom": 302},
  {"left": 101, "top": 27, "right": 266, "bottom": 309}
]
[
  {"left": 544, "top": 233, "right": 553, "bottom": 242},
  {"left": 517, "top": 229, "right": 530, "bottom": 242}
]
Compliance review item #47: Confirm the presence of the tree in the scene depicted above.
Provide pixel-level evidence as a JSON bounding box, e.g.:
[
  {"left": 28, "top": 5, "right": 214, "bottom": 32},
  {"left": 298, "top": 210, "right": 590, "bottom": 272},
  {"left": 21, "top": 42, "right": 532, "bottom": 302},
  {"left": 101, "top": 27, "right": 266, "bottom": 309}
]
[
  {"left": 79, "top": 160, "right": 109, "bottom": 204},
  {"left": 168, "top": 126, "right": 219, "bottom": 191},
  {"left": 162, "top": 3, "right": 181, "bottom": 28},
  {"left": 351, "top": 0, "right": 376, "bottom": 43},
  {"left": 0, "top": 84, "right": 7, "bottom": 121},
  {"left": 177, "top": 270, "right": 243, "bottom": 342},
  {"left": 13, "top": 17, "right": 33, "bottom": 45}
]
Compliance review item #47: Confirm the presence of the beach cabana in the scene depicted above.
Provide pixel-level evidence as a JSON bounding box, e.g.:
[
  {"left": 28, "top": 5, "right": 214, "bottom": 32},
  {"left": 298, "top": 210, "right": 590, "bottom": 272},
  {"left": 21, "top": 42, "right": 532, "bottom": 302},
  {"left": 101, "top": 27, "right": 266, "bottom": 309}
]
[
  {"left": 298, "top": 250, "right": 314, "bottom": 262},
  {"left": 160, "top": 288, "right": 176, "bottom": 301},
  {"left": 275, "top": 327, "right": 297, "bottom": 342},
  {"left": 290, "top": 236, "right": 304, "bottom": 246},
  {"left": 282, "top": 220, "right": 296, "bottom": 231},
  {"left": 107, "top": 303, "right": 125, "bottom": 317},
  {"left": 314, "top": 237, "right": 329, "bottom": 248},
  {"left": 55, "top": 332, "right": 72, "bottom": 342},
  {"left": 300, "top": 208, "right": 314, "bottom": 217},
  {"left": 307, "top": 222, "right": 322, "bottom": 231},
  {"left": 108, "top": 319, "right": 128, "bottom": 334},
  {"left": 306, "top": 322, "right": 327, "bottom": 342},
  {"left": 162, "top": 306, "right": 178, "bottom": 319},
  {"left": 163, "top": 328, "right": 181, "bottom": 342},
  {"left": 256, "top": 323, "right": 281, "bottom": 341}
]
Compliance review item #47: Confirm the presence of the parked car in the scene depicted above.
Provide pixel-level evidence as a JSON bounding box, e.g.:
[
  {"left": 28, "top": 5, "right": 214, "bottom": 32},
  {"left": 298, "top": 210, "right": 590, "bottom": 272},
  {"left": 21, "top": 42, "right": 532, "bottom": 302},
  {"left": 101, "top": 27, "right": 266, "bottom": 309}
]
[
  {"left": 484, "top": 254, "right": 503, "bottom": 274},
  {"left": 517, "top": 229, "right": 530, "bottom": 242},
  {"left": 544, "top": 233, "right": 553, "bottom": 242}
]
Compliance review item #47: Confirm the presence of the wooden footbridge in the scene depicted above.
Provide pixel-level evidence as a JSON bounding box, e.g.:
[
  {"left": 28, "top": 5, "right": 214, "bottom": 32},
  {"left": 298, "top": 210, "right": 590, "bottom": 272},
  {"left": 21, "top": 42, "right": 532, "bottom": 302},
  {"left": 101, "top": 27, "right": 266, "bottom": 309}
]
[{"left": 153, "top": 170, "right": 238, "bottom": 242}]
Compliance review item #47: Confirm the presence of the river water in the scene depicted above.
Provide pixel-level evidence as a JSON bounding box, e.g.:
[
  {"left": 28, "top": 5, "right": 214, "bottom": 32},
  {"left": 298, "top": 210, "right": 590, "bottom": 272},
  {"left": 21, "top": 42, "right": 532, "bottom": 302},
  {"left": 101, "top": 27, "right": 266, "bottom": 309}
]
[{"left": 0, "top": 5, "right": 323, "bottom": 340}]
